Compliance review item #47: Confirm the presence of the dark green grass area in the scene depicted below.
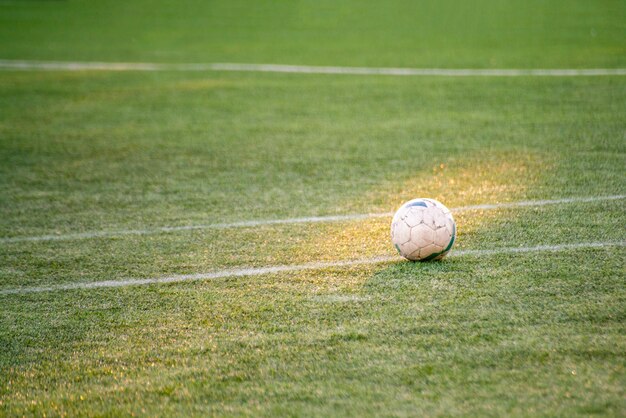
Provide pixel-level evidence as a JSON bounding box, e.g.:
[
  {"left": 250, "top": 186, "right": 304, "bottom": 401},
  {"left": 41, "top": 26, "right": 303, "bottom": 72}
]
[
  {"left": 0, "top": 0, "right": 625, "bottom": 68},
  {"left": 1, "top": 250, "right": 624, "bottom": 416}
]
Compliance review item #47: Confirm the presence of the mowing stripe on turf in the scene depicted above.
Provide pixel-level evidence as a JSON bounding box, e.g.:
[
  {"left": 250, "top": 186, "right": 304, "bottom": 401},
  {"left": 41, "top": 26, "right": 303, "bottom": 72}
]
[
  {"left": 1, "top": 195, "right": 624, "bottom": 244},
  {"left": 0, "top": 241, "right": 623, "bottom": 295},
  {"left": 1, "top": 60, "right": 626, "bottom": 76}
]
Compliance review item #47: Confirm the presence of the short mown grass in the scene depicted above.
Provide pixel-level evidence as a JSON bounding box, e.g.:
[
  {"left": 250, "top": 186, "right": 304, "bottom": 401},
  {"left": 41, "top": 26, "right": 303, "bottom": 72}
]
[
  {"left": 0, "top": 0, "right": 625, "bottom": 416},
  {"left": 1, "top": 248, "right": 624, "bottom": 416}
]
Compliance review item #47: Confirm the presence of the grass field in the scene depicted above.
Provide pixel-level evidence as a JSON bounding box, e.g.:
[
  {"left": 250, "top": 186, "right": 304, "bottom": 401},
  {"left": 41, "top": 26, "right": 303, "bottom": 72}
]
[{"left": 1, "top": 0, "right": 625, "bottom": 416}]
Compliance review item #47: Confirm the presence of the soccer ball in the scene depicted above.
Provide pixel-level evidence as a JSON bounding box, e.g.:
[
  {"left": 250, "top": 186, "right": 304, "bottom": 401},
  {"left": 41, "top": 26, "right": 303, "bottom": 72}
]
[{"left": 390, "top": 198, "right": 456, "bottom": 261}]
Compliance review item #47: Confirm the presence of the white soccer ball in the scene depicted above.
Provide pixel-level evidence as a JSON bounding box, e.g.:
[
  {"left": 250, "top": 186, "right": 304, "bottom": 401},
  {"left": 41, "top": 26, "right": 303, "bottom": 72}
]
[{"left": 390, "top": 198, "right": 456, "bottom": 261}]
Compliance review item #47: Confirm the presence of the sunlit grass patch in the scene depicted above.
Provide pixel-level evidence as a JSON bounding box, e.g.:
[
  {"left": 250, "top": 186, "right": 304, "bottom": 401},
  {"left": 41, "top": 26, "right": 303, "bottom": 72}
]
[
  {"left": 314, "top": 150, "right": 548, "bottom": 260},
  {"left": 368, "top": 150, "right": 547, "bottom": 211}
]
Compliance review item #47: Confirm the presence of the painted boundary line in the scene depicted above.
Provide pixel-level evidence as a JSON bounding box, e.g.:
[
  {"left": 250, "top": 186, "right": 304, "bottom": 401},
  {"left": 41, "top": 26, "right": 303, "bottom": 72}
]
[
  {"left": 1, "top": 60, "right": 626, "bottom": 76},
  {"left": 1, "top": 195, "right": 624, "bottom": 244},
  {"left": 1, "top": 241, "right": 623, "bottom": 295}
]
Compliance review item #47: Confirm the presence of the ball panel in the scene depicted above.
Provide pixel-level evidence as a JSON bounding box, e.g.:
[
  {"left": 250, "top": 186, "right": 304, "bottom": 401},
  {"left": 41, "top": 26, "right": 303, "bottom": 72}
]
[
  {"left": 405, "top": 248, "right": 421, "bottom": 261},
  {"left": 421, "top": 209, "right": 436, "bottom": 229},
  {"left": 445, "top": 218, "right": 455, "bottom": 236},
  {"left": 433, "top": 211, "right": 447, "bottom": 228},
  {"left": 420, "top": 243, "right": 441, "bottom": 259},
  {"left": 411, "top": 223, "right": 435, "bottom": 248},
  {"left": 434, "top": 226, "right": 452, "bottom": 248},
  {"left": 403, "top": 208, "right": 423, "bottom": 227},
  {"left": 391, "top": 221, "right": 412, "bottom": 245},
  {"left": 400, "top": 240, "right": 419, "bottom": 258},
  {"left": 443, "top": 221, "right": 456, "bottom": 253}
]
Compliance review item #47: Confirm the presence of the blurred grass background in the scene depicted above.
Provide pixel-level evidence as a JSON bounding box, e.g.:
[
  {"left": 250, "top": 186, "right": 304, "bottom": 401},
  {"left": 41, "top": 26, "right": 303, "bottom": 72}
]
[{"left": 1, "top": 0, "right": 625, "bottom": 67}]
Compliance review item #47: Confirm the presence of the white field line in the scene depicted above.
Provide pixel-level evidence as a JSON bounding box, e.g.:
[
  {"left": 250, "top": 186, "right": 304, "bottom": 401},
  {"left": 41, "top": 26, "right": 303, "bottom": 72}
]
[
  {"left": 1, "top": 195, "right": 624, "bottom": 244},
  {"left": 0, "top": 241, "right": 623, "bottom": 296},
  {"left": 1, "top": 60, "right": 626, "bottom": 76}
]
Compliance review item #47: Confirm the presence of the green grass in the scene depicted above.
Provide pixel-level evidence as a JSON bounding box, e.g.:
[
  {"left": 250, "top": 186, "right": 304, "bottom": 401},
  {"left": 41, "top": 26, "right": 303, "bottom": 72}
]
[
  {"left": 1, "top": 0, "right": 625, "bottom": 416},
  {"left": 0, "top": 0, "right": 625, "bottom": 68},
  {"left": 1, "top": 250, "right": 625, "bottom": 416}
]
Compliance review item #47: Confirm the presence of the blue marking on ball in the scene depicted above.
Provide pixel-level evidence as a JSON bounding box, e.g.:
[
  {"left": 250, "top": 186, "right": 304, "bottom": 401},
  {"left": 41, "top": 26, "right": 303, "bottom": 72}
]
[{"left": 405, "top": 200, "right": 428, "bottom": 208}]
